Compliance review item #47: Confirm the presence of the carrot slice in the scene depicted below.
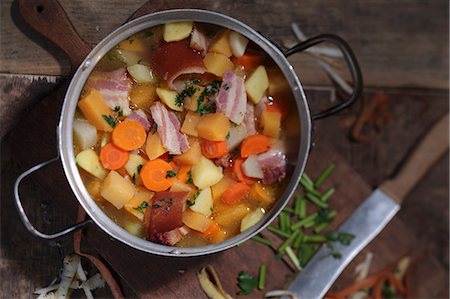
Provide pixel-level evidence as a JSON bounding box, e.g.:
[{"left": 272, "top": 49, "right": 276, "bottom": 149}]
[
  {"left": 199, "top": 221, "right": 221, "bottom": 239},
  {"left": 221, "top": 182, "right": 251, "bottom": 205},
  {"left": 177, "top": 165, "right": 191, "bottom": 183},
  {"left": 232, "top": 49, "right": 264, "bottom": 70},
  {"left": 232, "top": 158, "right": 257, "bottom": 185},
  {"left": 240, "top": 135, "right": 270, "bottom": 158},
  {"left": 140, "top": 158, "right": 174, "bottom": 192},
  {"left": 112, "top": 120, "right": 147, "bottom": 151},
  {"left": 99, "top": 142, "right": 130, "bottom": 170},
  {"left": 201, "top": 140, "right": 229, "bottom": 159}
]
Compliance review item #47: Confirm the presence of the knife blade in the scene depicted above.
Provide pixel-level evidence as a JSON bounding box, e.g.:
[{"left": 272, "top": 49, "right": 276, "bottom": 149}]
[{"left": 287, "top": 114, "right": 449, "bottom": 299}]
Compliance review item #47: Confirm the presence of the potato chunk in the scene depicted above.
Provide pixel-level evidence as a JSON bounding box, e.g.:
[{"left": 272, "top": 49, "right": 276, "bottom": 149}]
[
  {"left": 73, "top": 119, "right": 97, "bottom": 150},
  {"left": 100, "top": 171, "right": 135, "bottom": 209},
  {"left": 129, "top": 84, "right": 157, "bottom": 111},
  {"left": 77, "top": 90, "right": 113, "bottom": 132},
  {"left": 76, "top": 149, "right": 107, "bottom": 179},
  {"left": 260, "top": 110, "right": 281, "bottom": 138},
  {"left": 245, "top": 65, "right": 269, "bottom": 104},
  {"left": 127, "top": 64, "right": 155, "bottom": 83},
  {"left": 203, "top": 52, "right": 234, "bottom": 77},
  {"left": 182, "top": 209, "right": 213, "bottom": 232},
  {"left": 145, "top": 132, "right": 167, "bottom": 160},
  {"left": 240, "top": 208, "right": 265, "bottom": 232},
  {"left": 172, "top": 139, "right": 201, "bottom": 165},
  {"left": 163, "top": 21, "right": 193, "bottom": 42},
  {"left": 181, "top": 111, "right": 202, "bottom": 137},
  {"left": 156, "top": 87, "right": 183, "bottom": 112},
  {"left": 209, "top": 30, "right": 232, "bottom": 57},
  {"left": 190, "top": 187, "right": 213, "bottom": 217},
  {"left": 197, "top": 113, "right": 230, "bottom": 141},
  {"left": 191, "top": 156, "right": 224, "bottom": 189}
]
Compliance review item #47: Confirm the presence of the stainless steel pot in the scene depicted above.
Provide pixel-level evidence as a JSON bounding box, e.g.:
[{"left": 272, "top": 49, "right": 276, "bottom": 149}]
[{"left": 15, "top": 9, "right": 362, "bottom": 257}]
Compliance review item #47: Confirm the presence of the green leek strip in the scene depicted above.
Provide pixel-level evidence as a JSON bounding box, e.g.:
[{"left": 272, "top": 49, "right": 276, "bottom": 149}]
[
  {"left": 283, "top": 207, "right": 296, "bottom": 214},
  {"left": 303, "top": 235, "right": 328, "bottom": 243},
  {"left": 303, "top": 219, "right": 316, "bottom": 229},
  {"left": 258, "top": 265, "right": 267, "bottom": 290},
  {"left": 291, "top": 213, "right": 318, "bottom": 231},
  {"left": 300, "top": 173, "right": 314, "bottom": 189},
  {"left": 285, "top": 216, "right": 292, "bottom": 233},
  {"left": 294, "top": 196, "right": 303, "bottom": 216},
  {"left": 293, "top": 231, "right": 303, "bottom": 248},
  {"left": 306, "top": 192, "right": 328, "bottom": 209},
  {"left": 321, "top": 187, "right": 335, "bottom": 202},
  {"left": 299, "top": 197, "right": 307, "bottom": 219},
  {"left": 285, "top": 246, "right": 301, "bottom": 271},
  {"left": 279, "top": 213, "right": 288, "bottom": 232},
  {"left": 314, "top": 222, "right": 329, "bottom": 233},
  {"left": 305, "top": 186, "right": 322, "bottom": 197},
  {"left": 268, "top": 226, "right": 291, "bottom": 238},
  {"left": 278, "top": 230, "right": 300, "bottom": 253},
  {"left": 315, "top": 164, "right": 336, "bottom": 188},
  {"left": 252, "top": 235, "right": 272, "bottom": 246}
]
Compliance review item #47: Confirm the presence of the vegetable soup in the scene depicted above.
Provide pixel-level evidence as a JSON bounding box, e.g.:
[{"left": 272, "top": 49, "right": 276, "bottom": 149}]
[{"left": 73, "top": 21, "right": 293, "bottom": 247}]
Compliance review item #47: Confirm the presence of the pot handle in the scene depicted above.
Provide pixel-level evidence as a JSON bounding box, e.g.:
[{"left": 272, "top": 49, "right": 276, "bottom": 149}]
[
  {"left": 14, "top": 156, "right": 92, "bottom": 239},
  {"left": 284, "top": 34, "right": 363, "bottom": 120}
]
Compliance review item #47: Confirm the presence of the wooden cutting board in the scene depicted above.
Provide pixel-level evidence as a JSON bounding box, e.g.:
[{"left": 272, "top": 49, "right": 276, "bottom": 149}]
[{"left": 5, "top": 1, "right": 446, "bottom": 297}]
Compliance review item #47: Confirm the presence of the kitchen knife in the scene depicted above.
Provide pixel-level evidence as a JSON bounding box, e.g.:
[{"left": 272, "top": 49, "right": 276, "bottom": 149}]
[{"left": 287, "top": 114, "right": 449, "bottom": 299}]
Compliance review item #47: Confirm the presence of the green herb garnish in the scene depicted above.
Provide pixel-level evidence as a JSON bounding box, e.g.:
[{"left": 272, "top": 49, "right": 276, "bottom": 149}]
[
  {"left": 166, "top": 170, "right": 177, "bottom": 178},
  {"left": 161, "top": 198, "right": 174, "bottom": 205},
  {"left": 258, "top": 265, "right": 266, "bottom": 290},
  {"left": 134, "top": 201, "right": 149, "bottom": 214},
  {"left": 186, "top": 171, "right": 193, "bottom": 184},
  {"left": 152, "top": 203, "right": 163, "bottom": 209},
  {"left": 176, "top": 86, "right": 197, "bottom": 107},
  {"left": 137, "top": 164, "right": 143, "bottom": 174},
  {"left": 189, "top": 78, "right": 201, "bottom": 84},
  {"left": 114, "top": 106, "right": 123, "bottom": 117},
  {"left": 195, "top": 80, "right": 221, "bottom": 115},
  {"left": 327, "top": 231, "right": 355, "bottom": 246},
  {"left": 151, "top": 122, "right": 158, "bottom": 134},
  {"left": 131, "top": 173, "right": 136, "bottom": 184},
  {"left": 143, "top": 30, "right": 154, "bottom": 37},
  {"left": 237, "top": 271, "right": 257, "bottom": 295},
  {"left": 102, "top": 115, "right": 116, "bottom": 128}
]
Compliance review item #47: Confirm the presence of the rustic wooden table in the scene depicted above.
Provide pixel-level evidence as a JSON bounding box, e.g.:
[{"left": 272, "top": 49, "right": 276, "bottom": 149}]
[{"left": 1, "top": 0, "right": 448, "bottom": 298}]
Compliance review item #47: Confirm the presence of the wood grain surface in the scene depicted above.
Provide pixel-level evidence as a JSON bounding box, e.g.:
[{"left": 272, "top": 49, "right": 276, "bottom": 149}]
[
  {"left": 1, "top": 0, "right": 449, "bottom": 298},
  {"left": 1, "top": 0, "right": 448, "bottom": 89}
]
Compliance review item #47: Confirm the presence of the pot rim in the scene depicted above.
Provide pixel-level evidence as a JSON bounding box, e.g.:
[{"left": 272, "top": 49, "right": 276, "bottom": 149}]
[{"left": 58, "top": 8, "right": 311, "bottom": 257}]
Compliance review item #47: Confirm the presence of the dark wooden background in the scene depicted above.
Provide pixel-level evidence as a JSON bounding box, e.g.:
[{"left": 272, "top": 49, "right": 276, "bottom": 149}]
[{"left": 1, "top": 0, "right": 448, "bottom": 298}]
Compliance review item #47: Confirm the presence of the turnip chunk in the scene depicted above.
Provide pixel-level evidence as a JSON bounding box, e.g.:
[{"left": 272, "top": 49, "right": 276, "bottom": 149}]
[
  {"left": 73, "top": 119, "right": 97, "bottom": 150},
  {"left": 57, "top": 255, "right": 80, "bottom": 299},
  {"left": 242, "top": 155, "right": 264, "bottom": 179},
  {"left": 127, "top": 64, "right": 156, "bottom": 83},
  {"left": 226, "top": 124, "right": 247, "bottom": 151},
  {"left": 190, "top": 27, "right": 209, "bottom": 56},
  {"left": 229, "top": 31, "right": 249, "bottom": 57}
]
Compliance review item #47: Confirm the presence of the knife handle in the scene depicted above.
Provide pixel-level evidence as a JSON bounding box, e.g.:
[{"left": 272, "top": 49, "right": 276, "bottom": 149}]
[
  {"left": 381, "top": 114, "right": 449, "bottom": 203},
  {"left": 18, "top": 0, "right": 91, "bottom": 71}
]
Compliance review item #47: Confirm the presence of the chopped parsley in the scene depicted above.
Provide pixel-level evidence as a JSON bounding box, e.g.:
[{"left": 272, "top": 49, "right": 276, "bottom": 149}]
[
  {"left": 195, "top": 80, "right": 221, "bottom": 115},
  {"left": 131, "top": 173, "right": 136, "bottom": 184},
  {"left": 314, "top": 208, "right": 333, "bottom": 225},
  {"left": 151, "top": 122, "right": 158, "bottom": 134},
  {"left": 223, "top": 83, "right": 230, "bottom": 90},
  {"left": 189, "top": 78, "right": 202, "bottom": 84},
  {"left": 114, "top": 106, "right": 123, "bottom": 117},
  {"left": 175, "top": 86, "right": 197, "bottom": 107},
  {"left": 226, "top": 132, "right": 230, "bottom": 140},
  {"left": 143, "top": 30, "right": 154, "bottom": 37},
  {"left": 166, "top": 170, "right": 177, "bottom": 178},
  {"left": 137, "top": 164, "right": 143, "bottom": 174},
  {"left": 186, "top": 171, "right": 193, "bottom": 184},
  {"left": 187, "top": 191, "right": 199, "bottom": 206},
  {"left": 152, "top": 203, "right": 163, "bottom": 209},
  {"left": 102, "top": 115, "right": 116, "bottom": 128},
  {"left": 166, "top": 155, "right": 174, "bottom": 162},
  {"left": 326, "top": 231, "right": 355, "bottom": 246},
  {"left": 161, "top": 198, "right": 174, "bottom": 205},
  {"left": 133, "top": 201, "right": 149, "bottom": 214}
]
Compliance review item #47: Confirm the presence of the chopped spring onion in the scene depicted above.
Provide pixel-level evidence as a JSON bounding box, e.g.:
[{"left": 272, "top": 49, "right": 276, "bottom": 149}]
[
  {"left": 252, "top": 235, "right": 272, "bottom": 246},
  {"left": 315, "top": 164, "right": 336, "bottom": 188},
  {"left": 278, "top": 230, "right": 300, "bottom": 253},
  {"left": 285, "top": 246, "right": 301, "bottom": 271},
  {"left": 321, "top": 187, "right": 335, "bottom": 202},
  {"left": 306, "top": 192, "right": 328, "bottom": 209},
  {"left": 314, "top": 222, "right": 330, "bottom": 233},
  {"left": 268, "top": 226, "right": 291, "bottom": 238},
  {"left": 258, "top": 265, "right": 267, "bottom": 290},
  {"left": 293, "top": 232, "right": 303, "bottom": 248},
  {"left": 290, "top": 212, "right": 318, "bottom": 230},
  {"left": 283, "top": 207, "right": 296, "bottom": 214},
  {"left": 294, "top": 195, "right": 302, "bottom": 216},
  {"left": 279, "top": 212, "right": 289, "bottom": 232},
  {"left": 300, "top": 173, "right": 314, "bottom": 189}
]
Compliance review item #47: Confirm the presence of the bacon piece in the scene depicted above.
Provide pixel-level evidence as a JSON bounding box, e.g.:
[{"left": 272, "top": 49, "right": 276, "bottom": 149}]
[
  {"left": 144, "top": 191, "right": 189, "bottom": 243},
  {"left": 214, "top": 153, "right": 232, "bottom": 168},
  {"left": 255, "top": 95, "right": 268, "bottom": 117},
  {"left": 190, "top": 27, "right": 209, "bottom": 56},
  {"left": 150, "top": 102, "right": 189, "bottom": 154},
  {"left": 244, "top": 103, "right": 256, "bottom": 135},
  {"left": 151, "top": 40, "right": 206, "bottom": 89},
  {"left": 85, "top": 68, "right": 132, "bottom": 115},
  {"left": 128, "top": 109, "right": 152, "bottom": 132},
  {"left": 256, "top": 150, "right": 287, "bottom": 184},
  {"left": 215, "top": 71, "right": 247, "bottom": 124}
]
